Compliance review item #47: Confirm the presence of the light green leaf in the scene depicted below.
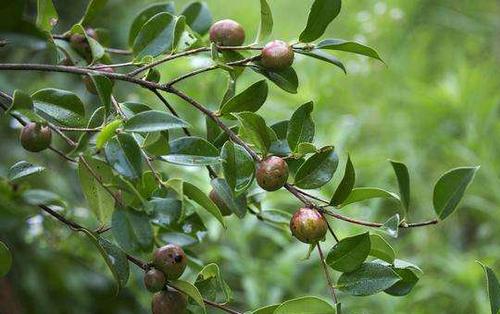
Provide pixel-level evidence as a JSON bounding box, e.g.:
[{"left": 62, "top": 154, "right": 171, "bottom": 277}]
[
  {"left": 250, "top": 65, "right": 298, "bottom": 94},
  {"left": 180, "top": 1, "right": 212, "bottom": 35},
  {"left": 96, "top": 120, "right": 122, "bottom": 150},
  {"left": 170, "top": 280, "right": 206, "bottom": 312},
  {"left": 381, "top": 214, "right": 400, "bottom": 238},
  {"left": 316, "top": 39, "right": 383, "bottom": 62},
  {"left": 274, "top": 296, "right": 336, "bottom": 314},
  {"left": 294, "top": 146, "right": 339, "bottom": 189},
  {"left": 326, "top": 232, "right": 370, "bottom": 272},
  {"left": 161, "top": 136, "right": 220, "bottom": 166},
  {"left": 299, "top": 0, "right": 342, "bottom": 43},
  {"left": 478, "top": 262, "right": 500, "bottom": 314},
  {"left": 195, "top": 263, "right": 232, "bottom": 305},
  {"left": 255, "top": 0, "right": 273, "bottom": 43},
  {"left": 220, "top": 141, "right": 255, "bottom": 195},
  {"left": 210, "top": 178, "right": 247, "bottom": 218},
  {"left": 128, "top": 2, "right": 175, "bottom": 46},
  {"left": 219, "top": 80, "right": 268, "bottom": 115},
  {"left": 88, "top": 75, "right": 113, "bottom": 113},
  {"left": 296, "top": 49, "right": 346, "bottom": 73},
  {"left": 8, "top": 161, "right": 45, "bottom": 182},
  {"left": 112, "top": 207, "right": 153, "bottom": 253},
  {"left": 0, "top": 241, "right": 12, "bottom": 278},
  {"left": 236, "top": 112, "right": 277, "bottom": 155},
  {"left": 433, "top": 166, "right": 479, "bottom": 220},
  {"left": 389, "top": 160, "right": 410, "bottom": 215},
  {"left": 80, "top": 0, "right": 108, "bottom": 26},
  {"left": 124, "top": 110, "right": 190, "bottom": 133},
  {"left": 340, "top": 187, "right": 400, "bottom": 208},
  {"left": 338, "top": 262, "right": 401, "bottom": 296},
  {"left": 369, "top": 234, "right": 395, "bottom": 264},
  {"left": 330, "top": 154, "right": 355, "bottom": 206},
  {"left": 183, "top": 182, "right": 225, "bottom": 228},
  {"left": 36, "top": 0, "right": 58, "bottom": 32},
  {"left": 105, "top": 133, "right": 143, "bottom": 179},
  {"left": 32, "top": 88, "right": 86, "bottom": 127},
  {"left": 250, "top": 304, "right": 279, "bottom": 314},
  {"left": 287, "top": 101, "right": 315, "bottom": 152}
]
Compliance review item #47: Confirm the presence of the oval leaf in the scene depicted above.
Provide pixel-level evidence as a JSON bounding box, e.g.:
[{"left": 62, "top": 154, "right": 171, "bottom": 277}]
[
  {"left": 326, "top": 232, "right": 370, "bottom": 272},
  {"left": 250, "top": 65, "right": 298, "bottom": 94},
  {"left": 162, "top": 136, "right": 220, "bottom": 166},
  {"left": 338, "top": 262, "right": 401, "bottom": 296},
  {"left": 255, "top": 0, "right": 273, "bottom": 43},
  {"left": 180, "top": 1, "right": 212, "bottom": 35},
  {"left": 105, "top": 133, "right": 143, "bottom": 179},
  {"left": 235, "top": 112, "right": 277, "bottom": 155},
  {"left": 316, "top": 39, "right": 383, "bottom": 62},
  {"left": 112, "top": 207, "right": 153, "bottom": 253},
  {"left": 36, "top": 0, "right": 58, "bottom": 32},
  {"left": 219, "top": 80, "right": 268, "bottom": 115},
  {"left": 296, "top": 49, "right": 346, "bottom": 73},
  {"left": 128, "top": 2, "right": 175, "bottom": 46},
  {"left": 369, "top": 234, "right": 395, "bottom": 264},
  {"left": 195, "top": 263, "right": 232, "bottom": 304},
  {"left": 330, "top": 154, "right": 355, "bottom": 206},
  {"left": 287, "top": 101, "right": 315, "bottom": 152},
  {"left": 210, "top": 178, "right": 247, "bottom": 218},
  {"left": 32, "top": 88, "right": 86, "bottom": 127},
  {"left": 340, "top": 187, "right": 400, "bottom": 208},
  {"left": 8, "top": 161, "right": 45, "bottom": 182},
  {"left": 274, "top": 296, "right": 336, "bottom": 314},
  {"left": 294, "top": 146, "right": 339, "bottom": 189},
  {"left": 220, "top": 141, "right": 255, "bottom": 195},
  {"left": 389, "top": 160, "right": 410, "bottom": 215},
  {"left": 183, "top": 182, "right": 225, "bottom": 228},
  {"left": 479, "top": 262, "right": 500, "bottom": 314},
  {"left": 124, "top": 110, "right": 190, "bottom": 132},
  {"left": 299, "top": 0, "right": 342, "bottom": 43}
]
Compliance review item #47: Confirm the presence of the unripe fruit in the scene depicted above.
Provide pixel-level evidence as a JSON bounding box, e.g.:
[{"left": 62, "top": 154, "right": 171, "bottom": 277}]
[
  {"left": 144, "top": 268, "right": 166, "bottom": 293},
  {"left": 20, "top": 123, "right": 52, "bottom": 152},
  {"left": 209, "top": 19, "right": 245, "bottom": 46},
  {"left": 83, "top": 65, "right": 114, "bottom": 94},
  {"left": 152, "top": 289, "right": 187, "bottom": 314},
  {"left": 209, "top": 189, "right": 232, "bottom": 216},
  {"left": 256, "top": 156, "right": 289, "bottom": 191},
  {"left": 152, "top": 244, "right": 187, "bottom": 280},
  {"left": 261, "top": 40, "right": 294, "bottom": 71},
  {"left": 290, "top": 208, "right": 327, "bottom": 244}
]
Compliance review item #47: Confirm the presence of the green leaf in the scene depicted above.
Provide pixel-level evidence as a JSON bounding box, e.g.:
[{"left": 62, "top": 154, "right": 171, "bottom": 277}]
[
  {"left": 8, "top": 161, "right": 45, "bottom": 182},
  {"left": 170, "top": 279, "right": 206, "bottom": 311},
  {"left": 433, "top": 166, "right": 479, "bottom": 220},
  {"left": 69, "top": 107, "right": 105, "bottom": 157},
  {"left": 389, "top": 160, "right": 410, "bottom": 215},
  {"left": 219, "top": 80, "right": 268, "bottom": 115},
  {"left": 340, "top": 187, "right": 400, "bottom": 208},
  {"left": 296, "top": 49, "right": 346, "bottom": 73},
  {"left": 235, "top": 112, "right": 277, "bottom": 155},
  {"left": 71, "top": 24, "right": 105, "bottom": 62},
  {"left": 294, "top": 146, "right": 339, "bottom": 189},
  {"left": 80, "top": 0, "right": 108, "bottom": 26},
  {"left": 32, "top": 88, "right": 86, "bottom": 127},
  {"left": 369, "top": 234, "right": 395, "bottom": 264},
  {"left": 8, "top": 90, "right": 44, "bottom": 124},
  {"left": 381, "top": 214, "right": 400, "bottom": 238},
  {"left": 162, "top": 136, "right": 220, "bottom": 166},
  {"left": 148, "top": 197, "right": 182, "bottom": 227},
  {"left": 128, "top": 2, "right": 175, "bottom": 46},
  {"left": 326, "top": 232, "right": 370, "bottom": 272},
  {"left": 478, "top": 262, "right": 500, "bottom": 314},
  {"left": 133, "top": 12, "right": 183, "bottom": 59},
  {"left": 105, "top": 133, "right": 143, "bottom": 179},
  {"left": 260, "top": 209, "right": 292, "bottom": 227},
  {"left": 210, "top": 178, "right": 247, "bottom": 218},
  {"left": 22, "top": 189, "right": 65, "bottom": 207},
  {"left": 78, "top": 157, "right": 115, "bottom": 223},
  {"left": 180, "top": 1, "right": 212, "bottom": 35},
  {"left": 250, "top": 65, "right": 298, "bottom": 94},
  {"left": 382, "top": 259, "right": 423, "bottom": 297},
  {"left": 274, "top": 296, "right": 336, "bottom": 314},
  {"left": 220, "top": 141, "right": 255, "bottom": 195},
  {"left": 112, "top": 207, "right": 153, "bottom": 253},
  {"left": 330, "top": 154, "right": 355, "bottom": 206},
  {"left": 96, "top": 120, "right": 122, "bottom": 150},
  {"left": 316, "top": 39, "right": 383, "bottom": 62},
  {"left": 124, "top": 110, "right": 190, "bottom": 133},
  {"left": 53, "top": 39, "right": 87, "bottom": 67},
  {"left": 183, "top": 182, "right": 226, "bottom": 228},
  {"left": 36, "top": 0, "right": 58, "bottom": 32},
  {"left": 80, "top": 229, "right": 129, "bottom": 294},
  {"left": 295, "top": 142, "right": 317, "bottom": 156},
  {"left": 255, "top": 0, "right": 273, "bottom": 43},
  {"left": 195, "top": 263, "right": 232, "bottom": 304},
  {"left": 299, "top": 0, "right": 342, "bottom": 43},
  {"left": 287, "top": 101, "right": 315, "bottom": 152},
  {"left": 0, "top": 241, "right": 12, "bottom": 278},
  {"left": 338, "top": 262, "right": 401, "bottom": 296},
  {"left": 251, "top": 304, "right": 279, "bottom": 314},
  {"left": 88, "top": 75, "right": 113, "bottom": 113}
]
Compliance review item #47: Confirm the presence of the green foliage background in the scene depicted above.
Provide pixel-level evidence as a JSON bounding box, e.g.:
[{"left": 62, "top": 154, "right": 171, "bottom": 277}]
[{"left": 0, "top": 0, "right": 499, "bottom": 313}]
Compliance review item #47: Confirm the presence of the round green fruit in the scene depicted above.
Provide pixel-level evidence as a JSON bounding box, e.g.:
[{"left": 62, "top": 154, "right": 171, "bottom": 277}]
[
  {"left": 256, "top": 156, "right": 289, "bottom": 191},
  {"left": 209, "top": 189, "right": 232, "bottom": 216},
  {"left": 144, "top": 268, "right": 166, "bottom": 293},
  {"left": 290, "top": 208, "right": 327, "bottom": 244},
  {"left": 152, "top": 244, "right": 187, "bottom": 280},
  {"left": 209, "top": 19, "right": 245, "bottom": 46},
  {"left": 83, "top": 65, "right": 114, "bottom": 94},
  {"left": 20, "top": 123, "right": 52, "bottom": 152},
  {"left": 151, "top": 289, "right": 187, "bottom": 314},
  {"left": 261, "top": 40, "right": 294, "bottom": 71}
]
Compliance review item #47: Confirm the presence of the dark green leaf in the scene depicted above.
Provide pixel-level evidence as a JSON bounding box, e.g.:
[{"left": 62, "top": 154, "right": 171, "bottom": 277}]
[
  {"left": 71, "top": 24, "right": 105, "bottom": 62},
  {"left": 219, "top": 80, "right": 268, "bottom": 115},
  {"left": 389, "top": 160, "right": 410, "bottom": 215},
  {"left": 162, "top": 136, "right": 220, "bottom": 166},
  {"left": 0, "top": 241, "right": 12, "bottom": 278},
  {"left": 80, "top": 0, "right": 108, "bottom": 26},
  {"left": 340, "top": 187, "right": 400, "bottom": 208},
  {"left": 478, "top": 262, "right": 500, "bottom": 314},
  {"left": 250, "top": 65, "right": 298, "bottom": 94},
  {"left": 274, "top": 296, "right": 336, "bottom": 314},
  {"left": 369, "top": 234, "right": 395, "bottom": 264},
  {"left": 32, "top": 88, "right": 86, "bottom": 127},
  {"left": 255, "top": 0, "right": 273, "bottom": 43},
  {"left": 124, "top": 110, "right": 190, "bottom": 132},
  {"left": 316, "top": 39, "right": 383, "bottom": 62},
  {"left": 128, "top": 2, "right": 175, "bottom": 46},
  {"left": 105, "top": 133, "right": 143, "bottom": 179},
  {"left": 236, "top": 112, "right": 277, "bottom": 155},
  {"left": 180, "top": 1, "right": 212, "bottom": 35},
  {"left": 183, "top": 181, "right": 226, "bottom": 228},
  {"left": 220, "top": 141, "right": 255, "bottom": 195},
  {"left": 299, "top": 0, "right": 342, "bottom": 43},
  {"left": 296, "top": 49, "right": 346, "bottom": 73},
  {"left": 433, "top": 166, "right": 479, "bottom": 220},
  {"left": 121, "top": 101, "right": 152, "bottom": 118},
  {"left": 112, "top": 207, "right": 153, "bottom": 253},
  {"left": 8, "top": 161, "right": 45, "bottom": 182},
  {"left": 338, "top": 262, "right": 401, "bottom": 296},
  {"left": 96, "top": 120, "right": 122, "bottom": 150},
  {"left": 170, "top": 280, "right": 206, "bottom": 311},
  {"left": 331, "top": 154, "right": 355, "bottom": 206},
  {"left": 195, "top": 263, "right": 232, "bottom": 304},
  {"left": 381, "top": 214, "right": 400, "bottom": 238},
  {"left": 294, "top": 146, "right": 339, "bottom": 189},
  {"left": 210, "top": 178, "right": 247, "bottom": 218},
  {"left": 88, "top": 74, "right": 113, "bottom": 113},
  {"left": 36, "top": 0, "right": 58, "bottom": 32},
  {"left": 148, "top": 197, "right": 182, "bottom": 227},
  {"left": 326, "top": 232, "right": 370, "bottom": 272},
  {"left": 287, "top": 101, "right": 315, "bottom": 151},
  {"left": 382, "top": 259, "right": 422, "bottom": 297}
]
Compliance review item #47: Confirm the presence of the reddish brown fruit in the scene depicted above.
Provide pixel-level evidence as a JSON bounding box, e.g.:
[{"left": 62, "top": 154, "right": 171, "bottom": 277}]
[
  {"left": 209, "top": 189, "right": 232, "bottom": 216},
  {"left": 209, "top": 19, "right": 245, "bottom": 46},
  {"left": 151, "top": 289, "right": 187, "bottom": 314},
  {"left": 256, "top": 156, "right": 289, "bottom": 191},
  {"left": 152, "top": 244, "right": 187, "bottom": 280},
  {"left": 290, "top": 208, "right": 327, "bottom": 244},
  {"left": 20, "top": 123, "right": 52, "bottom": 152},
  {"left": 261, "top": 40, "right": 294, "bottom": 71},
  {"left": 144, "top": 268, "right": 166, "bottom": 293},
  {"left": 83, "top": 65, "right": 114, "bottom": 94}
]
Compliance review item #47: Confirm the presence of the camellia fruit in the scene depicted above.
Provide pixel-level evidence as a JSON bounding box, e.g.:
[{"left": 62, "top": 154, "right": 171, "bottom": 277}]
[
  {"left": 256, "top": 156, "right": 289, "bottom": 191},
  {"left": 261, "top": 40, "right": 295, "bottom": 71},
  {"left": 83, "top": 65, "right": 114, "bottom": 94},
  {"left": 144, "top": 268, "right": 166, "bottom": 293},
  {"left": 290, "top": 207, "right": 327, "bottom": 244},
  {"left": 151, "top": 289, "right": 187, "bottom": 314},
  {"left": 20, "top": 123, "right": 52, "bottom": 152},
  {"left": 209, "top": 189, "right": 232, "bottom": 216},
  {"left": 209, "top": 19, "right": 245, "bottom": 46},
  {"left": 152, "top": 244, "right": 187, "bottom": 280}
]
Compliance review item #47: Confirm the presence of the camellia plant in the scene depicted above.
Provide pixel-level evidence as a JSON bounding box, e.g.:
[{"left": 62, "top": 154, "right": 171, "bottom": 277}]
[{"left": 1, "top": 0, "right": 497, "bottom": 313}]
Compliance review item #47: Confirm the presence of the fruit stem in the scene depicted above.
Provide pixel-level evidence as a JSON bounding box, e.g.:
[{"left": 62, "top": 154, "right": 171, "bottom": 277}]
[{"left": 317, "top": 243, "right": 338, "bottom": 304}]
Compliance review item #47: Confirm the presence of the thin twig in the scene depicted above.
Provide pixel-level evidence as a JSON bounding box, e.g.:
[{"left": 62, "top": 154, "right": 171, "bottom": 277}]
[
  {"left": 322, "top": 214, "right": 339, "bottom": 242},
  {"left": 317, "top": 243, "right": 338, "bottom": 304},
  {"left": 293, "top": 188, "right": 330, "bottom": 205}
]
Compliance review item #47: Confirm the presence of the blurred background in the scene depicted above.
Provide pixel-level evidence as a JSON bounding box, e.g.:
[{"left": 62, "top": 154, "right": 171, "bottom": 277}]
[{"left": 0, "top": 0, "right": 499, "bottom": 313}]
